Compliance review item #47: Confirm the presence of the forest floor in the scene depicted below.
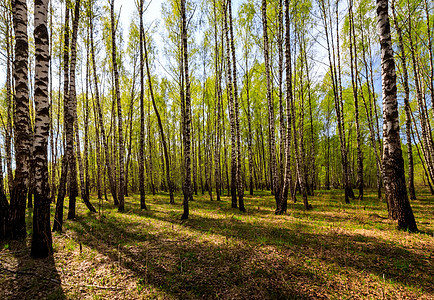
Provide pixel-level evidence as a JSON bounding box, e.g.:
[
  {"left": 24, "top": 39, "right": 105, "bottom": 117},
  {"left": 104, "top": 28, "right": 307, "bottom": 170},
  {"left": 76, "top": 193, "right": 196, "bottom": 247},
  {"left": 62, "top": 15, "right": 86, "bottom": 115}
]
[{"left": 0, "top": 188, "right": 433, "bottom": 299}]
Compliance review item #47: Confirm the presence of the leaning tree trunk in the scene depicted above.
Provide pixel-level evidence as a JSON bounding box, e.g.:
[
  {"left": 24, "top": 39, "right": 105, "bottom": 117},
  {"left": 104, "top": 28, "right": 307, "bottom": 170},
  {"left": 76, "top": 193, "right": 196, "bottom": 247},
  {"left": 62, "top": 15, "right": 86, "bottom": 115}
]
[
  {"left": 181, "top": 0, "right": 192, "bottom": 220},
  {"left": 111, "top": 0, "right": 125, "bottom": 212},
  {"left": 376, "top": 0, "right": 417, "bottom": 231},
  {"left": 31, "top": 0, "right": 53, "bottom": 258},
  {"left": 10, "top": 0, "right": 31, "bottom": 239}
]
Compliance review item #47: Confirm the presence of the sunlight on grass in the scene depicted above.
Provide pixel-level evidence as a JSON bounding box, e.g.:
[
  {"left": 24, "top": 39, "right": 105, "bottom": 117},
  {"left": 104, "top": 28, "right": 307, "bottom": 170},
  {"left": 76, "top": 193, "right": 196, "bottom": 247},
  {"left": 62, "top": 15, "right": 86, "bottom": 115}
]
[{"left": 1, "top": 188, "right": 432, "bottom": 299}]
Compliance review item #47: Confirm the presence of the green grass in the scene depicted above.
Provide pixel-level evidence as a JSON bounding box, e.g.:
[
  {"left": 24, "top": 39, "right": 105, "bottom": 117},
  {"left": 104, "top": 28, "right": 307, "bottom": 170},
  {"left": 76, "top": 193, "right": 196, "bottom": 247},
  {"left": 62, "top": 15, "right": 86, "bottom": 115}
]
[{"left": 0, "top": 188, "right": 433, "bottom": 299}]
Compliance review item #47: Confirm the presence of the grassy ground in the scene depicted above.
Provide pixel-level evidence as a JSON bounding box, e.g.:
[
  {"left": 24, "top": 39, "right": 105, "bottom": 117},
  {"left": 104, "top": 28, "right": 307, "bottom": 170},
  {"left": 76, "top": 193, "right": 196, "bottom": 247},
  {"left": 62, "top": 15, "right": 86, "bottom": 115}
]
[{"left": 0, "top": 188, "right": 433, "bottom": 299}]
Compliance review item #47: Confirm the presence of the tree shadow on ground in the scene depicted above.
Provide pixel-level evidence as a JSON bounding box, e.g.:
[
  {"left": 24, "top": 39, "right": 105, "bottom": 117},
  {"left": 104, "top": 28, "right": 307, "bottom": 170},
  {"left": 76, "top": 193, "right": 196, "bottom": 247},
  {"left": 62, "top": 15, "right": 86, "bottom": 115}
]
[
  {"left": 68, "top": 213, "right": 316, "bottom": 299},
  {"left": 64, "top": 196, "right": 433, "bottom": 299},
  {"left": 0, "top": 239, "right": 64, "bottom": 300}
]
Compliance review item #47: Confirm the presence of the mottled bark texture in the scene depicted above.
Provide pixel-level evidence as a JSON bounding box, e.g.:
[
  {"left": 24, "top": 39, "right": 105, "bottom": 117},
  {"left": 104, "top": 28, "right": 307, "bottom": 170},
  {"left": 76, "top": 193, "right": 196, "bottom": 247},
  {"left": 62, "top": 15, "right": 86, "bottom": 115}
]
[
  {"left": 11, "top": 0, "right": 31, "bottom": 239},
  {"left": 376, "top": 0, "right": 417, "bottom": 232},
  {"left": 31, "top": 0, "right": 53, "bottom": 258}
]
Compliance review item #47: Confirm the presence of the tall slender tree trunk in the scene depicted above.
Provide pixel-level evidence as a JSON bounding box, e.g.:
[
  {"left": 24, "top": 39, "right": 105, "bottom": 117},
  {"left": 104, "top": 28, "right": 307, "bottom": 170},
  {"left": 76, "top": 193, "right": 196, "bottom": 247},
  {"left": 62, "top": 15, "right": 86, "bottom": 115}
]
[
  {"left": 391, "top": 0, "right": 416, "bottom": 200},
  {"left": 110, "top": 0, "right": 125, "bottom": 212},
  {"left": 0, "top": 148, "right": 10, "bottom": 239},
  {"left": 376, "top": 0, "right": 417, "bottom": 231},
  {"left": 214, "top": 2, "right": 222, "bottom": 201},
  {"left": 31, "top": 0, "right": 53, "bottom": 257},
  {"left": 277, "top": 0, "right": 295, "bottom": 214},
  {"left": 262, "top": 0, "right": 280, "bottom": 206},
  {"left": 336, "top": 0, "right": 354, "bottom": 202},
  {"left": 147, "top": 102, "right": 155, "bottom": 195},
  {"left": 349, "top": 0, "right": 363, "bottom": 199},
  {"left": 84, "top": 24, "right": 91, "bottom": 200},
  {"left": 125, "top": 57, "right": 136, "bottom": 197},
  {"left": 181, "top": 0, "right": 193, "bottom": 220},
  {"left": 223, "top": 0, "right": 237, "bottom": 208},
  {"left": 90, "top": 6, "right": 118, "bottom": 206},
  {"left": 407, "top": 1, "right": 434, "bottom": 184},
  {"left": 423, "top": 0, "right": 434, "bottom": 116},
  {"left": 357, "top": 12, "right": 382, "bottom": 199},
  {"left": 67, "top": 0, "right": 82, "bottom": 220},
  {"left": 228, "top": 0, "right": 244, "bottom": 211},
  {"left": 291, "top": 33, "right": 310, "bottom": 210},
  {"left": 5, "top": 13, "right": 14, "bottom": 197},
  {"left": 70, "top": 0, "right": 95, "bottom": 213},
  {"left": 277, "top": 0, "right": 285, "bottom": 192},
  {"left": 138, "top": 0, "right": 147, "bottom": 209},
  {"left": 11, "top": 0, "right": 31, "bottom": 239},
  {"left": 245, "top": 50, "right": 254, "bottom": 196},
  {"left": 49, "top": 2, "right": 56, "bottom": 203},
  {"left": 143, "top": 31, "right": 174, "bottom": 204},
  {"left": 53, "top": 5, "right": 69, "bottom": 232}
]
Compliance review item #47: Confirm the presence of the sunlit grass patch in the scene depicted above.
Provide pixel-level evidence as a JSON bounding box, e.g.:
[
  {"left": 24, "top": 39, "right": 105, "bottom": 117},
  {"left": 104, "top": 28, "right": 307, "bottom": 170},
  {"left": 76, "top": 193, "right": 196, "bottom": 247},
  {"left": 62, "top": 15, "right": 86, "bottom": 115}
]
[{"left": 1, "top": 188, "right": 432, "bottom": 299}]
